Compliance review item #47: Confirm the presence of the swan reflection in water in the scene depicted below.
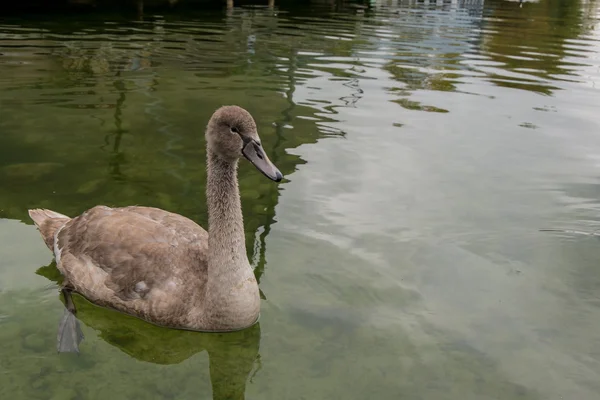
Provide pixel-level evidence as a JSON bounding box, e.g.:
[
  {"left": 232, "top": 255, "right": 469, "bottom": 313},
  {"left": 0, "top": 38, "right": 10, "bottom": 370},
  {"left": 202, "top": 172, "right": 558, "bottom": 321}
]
[{"left": 36, "top": 261, "right": 262, "bottom": 400}]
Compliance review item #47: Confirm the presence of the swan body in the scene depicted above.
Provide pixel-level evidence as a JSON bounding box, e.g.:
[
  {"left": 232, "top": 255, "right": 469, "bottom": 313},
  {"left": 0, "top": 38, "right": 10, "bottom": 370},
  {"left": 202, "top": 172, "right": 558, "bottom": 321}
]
[{"left": 29, "top": 106, "right": 282, "bottom": 340}]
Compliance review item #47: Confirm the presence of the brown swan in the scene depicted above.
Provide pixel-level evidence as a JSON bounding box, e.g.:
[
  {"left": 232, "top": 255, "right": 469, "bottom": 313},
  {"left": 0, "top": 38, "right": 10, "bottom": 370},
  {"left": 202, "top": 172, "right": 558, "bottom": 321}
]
[{"left": 28, "top": 105, "right": 282, "bottom": 352}]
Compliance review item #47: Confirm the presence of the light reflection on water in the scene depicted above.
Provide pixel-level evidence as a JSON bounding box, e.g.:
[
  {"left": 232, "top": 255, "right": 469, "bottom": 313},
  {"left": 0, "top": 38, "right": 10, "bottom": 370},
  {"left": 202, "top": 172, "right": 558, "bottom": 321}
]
[{"left": 0, "top": 1, "right": 599, "bottom": 399}]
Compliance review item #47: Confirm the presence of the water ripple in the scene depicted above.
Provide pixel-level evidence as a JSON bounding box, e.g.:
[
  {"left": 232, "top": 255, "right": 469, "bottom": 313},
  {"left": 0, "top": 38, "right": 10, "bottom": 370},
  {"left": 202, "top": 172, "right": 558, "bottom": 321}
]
[{"left": 0, "top": 2, "right": 597, "bottom": 120}]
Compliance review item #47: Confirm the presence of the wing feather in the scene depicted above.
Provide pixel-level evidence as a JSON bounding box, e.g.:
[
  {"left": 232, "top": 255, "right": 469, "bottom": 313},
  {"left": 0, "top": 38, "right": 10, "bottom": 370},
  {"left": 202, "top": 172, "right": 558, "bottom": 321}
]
[{"left": 56, "top": 206, "right": 208, "bottom": 305}]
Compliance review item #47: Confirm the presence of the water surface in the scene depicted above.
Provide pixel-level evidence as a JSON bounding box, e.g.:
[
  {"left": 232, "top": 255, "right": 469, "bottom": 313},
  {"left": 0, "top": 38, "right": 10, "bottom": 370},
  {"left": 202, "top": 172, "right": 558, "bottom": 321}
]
[{"left": 1, "top": 1, "right": 600, "bottom": 399}]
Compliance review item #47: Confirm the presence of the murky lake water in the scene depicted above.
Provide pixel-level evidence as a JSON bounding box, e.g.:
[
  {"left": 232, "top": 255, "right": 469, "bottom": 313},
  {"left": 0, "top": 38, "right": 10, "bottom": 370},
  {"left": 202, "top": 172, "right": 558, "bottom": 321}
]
[{"left": 1, "top": 0, "right": 600, "bottom": 399}]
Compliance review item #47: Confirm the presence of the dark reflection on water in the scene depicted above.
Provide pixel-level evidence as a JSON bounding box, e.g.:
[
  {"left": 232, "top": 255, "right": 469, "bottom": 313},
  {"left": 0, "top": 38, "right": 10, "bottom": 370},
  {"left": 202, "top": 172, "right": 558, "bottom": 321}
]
[
  {"left": 41, "top": 261, "right": 261, "bottom": 399},
  {"left": 0, "top": 0, "right": 599, "bottom": 399}
]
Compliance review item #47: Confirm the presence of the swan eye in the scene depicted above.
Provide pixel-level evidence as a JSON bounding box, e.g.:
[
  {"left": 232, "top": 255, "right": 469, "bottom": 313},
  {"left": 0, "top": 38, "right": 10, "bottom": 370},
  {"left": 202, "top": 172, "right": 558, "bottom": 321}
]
[{"left": 230, "top": 127, "right": 240, "bottom": 134}]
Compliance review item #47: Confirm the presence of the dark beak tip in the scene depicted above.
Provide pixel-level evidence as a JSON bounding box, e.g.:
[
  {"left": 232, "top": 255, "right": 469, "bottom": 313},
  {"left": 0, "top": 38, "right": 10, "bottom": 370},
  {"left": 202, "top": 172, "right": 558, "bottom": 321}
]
[{"left": 274, "top": 170, "right": 283, "bottom": 182}]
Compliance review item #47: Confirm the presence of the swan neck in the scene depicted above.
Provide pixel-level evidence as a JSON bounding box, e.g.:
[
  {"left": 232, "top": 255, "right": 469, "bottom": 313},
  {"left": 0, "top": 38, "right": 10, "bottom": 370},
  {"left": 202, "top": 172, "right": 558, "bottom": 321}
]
[
  {"left": 206, "top": 149, "right": 247, "bottom": 270},
  {"left": 204, "top": 148, "right": 259, "bottom": 328}
]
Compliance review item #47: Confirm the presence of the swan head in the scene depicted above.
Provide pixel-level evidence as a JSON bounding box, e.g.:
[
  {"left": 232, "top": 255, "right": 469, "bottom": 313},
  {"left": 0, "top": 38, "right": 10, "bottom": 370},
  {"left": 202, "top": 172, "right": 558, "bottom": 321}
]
[{"left": 206, "top": 105, "right": 283, "bottom": 182}]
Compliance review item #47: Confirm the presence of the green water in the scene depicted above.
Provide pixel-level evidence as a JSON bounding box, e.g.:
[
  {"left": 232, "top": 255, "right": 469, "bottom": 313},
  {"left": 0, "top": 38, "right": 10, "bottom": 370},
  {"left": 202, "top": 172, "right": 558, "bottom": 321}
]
[{"left": 1, "top": 0, "right": 600, "bottom": 399}]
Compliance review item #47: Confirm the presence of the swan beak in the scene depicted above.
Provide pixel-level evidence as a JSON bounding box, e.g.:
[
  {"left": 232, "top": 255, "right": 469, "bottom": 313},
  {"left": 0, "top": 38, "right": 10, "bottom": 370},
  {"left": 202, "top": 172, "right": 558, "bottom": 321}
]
[{"left": 242, "top": 139, "right": 283, "bottom": 182}]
